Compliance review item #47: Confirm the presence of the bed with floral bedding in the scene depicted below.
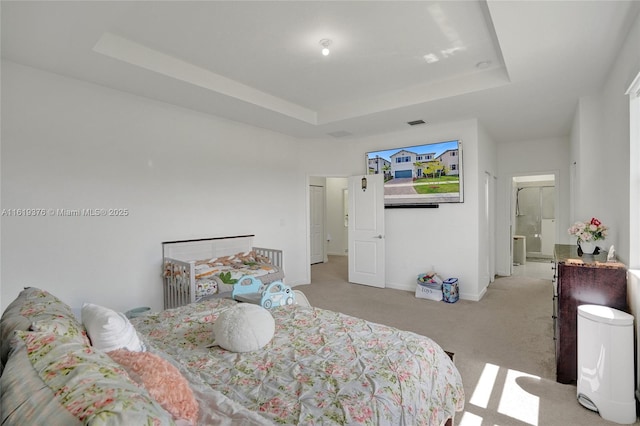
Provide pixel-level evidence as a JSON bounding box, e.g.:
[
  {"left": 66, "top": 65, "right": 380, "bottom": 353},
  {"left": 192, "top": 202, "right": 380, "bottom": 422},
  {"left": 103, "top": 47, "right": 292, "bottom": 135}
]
[
  {"left": 0, "top": 287, "right": 464, "bottom": 426},
  {"left": 132, "top": 298, "right": 465, "bottom": 425}
]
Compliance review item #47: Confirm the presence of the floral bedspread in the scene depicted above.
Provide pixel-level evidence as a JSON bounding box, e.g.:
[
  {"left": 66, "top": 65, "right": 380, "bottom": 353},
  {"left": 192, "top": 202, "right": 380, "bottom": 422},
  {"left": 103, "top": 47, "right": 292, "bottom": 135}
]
[{"left": 133, "top": 299, "right": 464, "bottom": 426}]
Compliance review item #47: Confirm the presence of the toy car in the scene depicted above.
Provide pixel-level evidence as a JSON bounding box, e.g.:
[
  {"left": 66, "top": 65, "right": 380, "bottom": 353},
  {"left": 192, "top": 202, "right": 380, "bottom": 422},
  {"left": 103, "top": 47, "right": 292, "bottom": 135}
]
[
  {"left": 232, "top": 276, "right": 295, "bottom": 309},
  {"left": 260, "top": 281, "right": 294, "bottom": 309},
  {"left": 231, "top": 276, "right": 265, "bottom": 304}
]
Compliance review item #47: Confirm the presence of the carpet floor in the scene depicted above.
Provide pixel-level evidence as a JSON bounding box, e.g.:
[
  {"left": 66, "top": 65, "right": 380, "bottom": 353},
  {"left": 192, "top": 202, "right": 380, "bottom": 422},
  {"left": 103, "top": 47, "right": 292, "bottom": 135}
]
[{"left": 299, "top": 255, "right": 637, "bottom": 426}]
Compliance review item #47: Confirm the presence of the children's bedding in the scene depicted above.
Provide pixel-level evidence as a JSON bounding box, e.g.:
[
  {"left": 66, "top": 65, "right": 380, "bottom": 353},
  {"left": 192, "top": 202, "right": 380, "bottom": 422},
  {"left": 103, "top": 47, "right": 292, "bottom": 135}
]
[
  {"left": 192, "top": 251, "right": 280, "bottom": 281},
  {"left": 132, "top": 299, "right": 465, "bottom": 425},
  {"left": 192, "top": 262, "right": 283, "bottom": 299},
  {"left": 164, "top": 250, "right": 284, "bottom": 300}
]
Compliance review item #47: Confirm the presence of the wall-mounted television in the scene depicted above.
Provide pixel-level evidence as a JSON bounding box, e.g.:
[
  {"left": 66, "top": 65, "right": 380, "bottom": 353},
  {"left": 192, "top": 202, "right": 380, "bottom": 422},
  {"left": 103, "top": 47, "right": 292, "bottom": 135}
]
[{"left": 366, "top": 140, "right": 463, "bottom": 207}]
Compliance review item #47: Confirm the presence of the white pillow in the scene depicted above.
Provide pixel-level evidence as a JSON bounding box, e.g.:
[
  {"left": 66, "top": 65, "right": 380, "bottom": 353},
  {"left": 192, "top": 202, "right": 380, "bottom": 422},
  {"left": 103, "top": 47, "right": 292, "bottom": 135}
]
[
  {"left": 212, "top": 304, "right": 275, "bottom": 353},
  {"left": 81, "top": 303, "right": 145, "bottom": 352}
]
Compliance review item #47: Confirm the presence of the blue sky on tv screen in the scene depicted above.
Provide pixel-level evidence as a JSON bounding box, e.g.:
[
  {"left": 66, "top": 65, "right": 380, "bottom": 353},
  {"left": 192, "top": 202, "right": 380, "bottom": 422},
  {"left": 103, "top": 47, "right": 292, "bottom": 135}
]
[{"left": 367, "top": 140, "right": 459, "bottom": 162}]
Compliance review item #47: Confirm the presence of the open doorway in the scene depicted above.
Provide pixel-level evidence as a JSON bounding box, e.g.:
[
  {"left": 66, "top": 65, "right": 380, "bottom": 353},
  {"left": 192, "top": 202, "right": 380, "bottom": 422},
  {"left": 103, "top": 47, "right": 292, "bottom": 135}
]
[
  {"left": 511, "top": 174, "right": 556, "bottom": 280},
  {"left": 309, "top": 177, "right": 349, "bottom": 282}
]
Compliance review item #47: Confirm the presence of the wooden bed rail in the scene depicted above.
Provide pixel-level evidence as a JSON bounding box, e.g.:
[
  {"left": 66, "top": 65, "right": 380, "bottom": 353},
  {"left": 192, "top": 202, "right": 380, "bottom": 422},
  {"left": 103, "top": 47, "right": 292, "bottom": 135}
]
[
  {"left": 163, "top": 258, "right": 195, "bottom": 310},
  {"left": 254, "top": 247, "right": 283, "bottom": 270}
]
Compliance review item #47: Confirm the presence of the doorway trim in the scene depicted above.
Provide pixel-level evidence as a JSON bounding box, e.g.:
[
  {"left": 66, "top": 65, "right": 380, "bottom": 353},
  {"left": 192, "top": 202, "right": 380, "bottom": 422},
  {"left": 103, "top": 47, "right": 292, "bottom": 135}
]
[
  {"left": 309, "top": 184, "right": 326, "bottom": 264},
  {"left": 305, "top": 174, "right": 349, "bottom": 284},
  {"left": 508, "top": 170, "right": 560, "bottom": 275}
]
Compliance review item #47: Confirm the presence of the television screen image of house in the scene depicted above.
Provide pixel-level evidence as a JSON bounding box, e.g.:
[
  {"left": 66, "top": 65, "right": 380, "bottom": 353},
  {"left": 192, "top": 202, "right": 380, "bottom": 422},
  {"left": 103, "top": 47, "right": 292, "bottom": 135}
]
[{"left": 367, "top": 140, "right": 463, "bottom": 205}]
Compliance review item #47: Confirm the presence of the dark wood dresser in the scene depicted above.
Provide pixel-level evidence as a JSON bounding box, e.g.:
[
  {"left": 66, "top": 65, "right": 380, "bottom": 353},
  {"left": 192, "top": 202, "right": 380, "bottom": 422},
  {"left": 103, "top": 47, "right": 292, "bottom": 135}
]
[{"left": 553, "top": 244, "right": 628, "bottom": 384}]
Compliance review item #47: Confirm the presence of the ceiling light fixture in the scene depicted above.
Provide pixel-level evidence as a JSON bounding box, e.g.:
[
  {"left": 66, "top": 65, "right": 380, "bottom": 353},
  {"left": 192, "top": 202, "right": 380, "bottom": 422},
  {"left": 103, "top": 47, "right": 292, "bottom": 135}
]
[{"left": 319, "top": 39, "right": 332, "bottom": 56}]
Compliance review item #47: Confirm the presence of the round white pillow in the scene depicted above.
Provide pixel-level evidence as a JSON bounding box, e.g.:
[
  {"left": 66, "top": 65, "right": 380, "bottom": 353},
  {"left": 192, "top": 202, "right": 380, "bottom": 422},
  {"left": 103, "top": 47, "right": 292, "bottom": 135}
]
[{"left": 212, "top": 304, "right": 275, "bottom": 353}]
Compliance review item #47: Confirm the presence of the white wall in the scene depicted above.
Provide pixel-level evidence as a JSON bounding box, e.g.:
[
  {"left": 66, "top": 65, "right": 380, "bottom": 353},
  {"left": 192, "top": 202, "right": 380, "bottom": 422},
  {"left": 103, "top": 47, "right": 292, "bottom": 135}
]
[
  {"left": 1, "top": 61, "right": 309, "bottom": 312},
  {"left": 0, "top": 62, "right": 487, "bottom": 310},
  {"left": 477, "top": 122, "right": 498, "bottom": 295},
  {"left": 2, "top": 10, "right": 637, "bottom": 314},
  {"left": 571, "top": 96, "right": 608, "bottom": 225},
  {"left": 571, "top": 93, "right": 626, "bottom": 255},
  {"left": 304, "top": 119, "right": 485, "bottom": 300},
  {"left": 598, "top": 11, "right": 640, "bottom": 399},
  {"left": 570, "top": 9, "right": 640, "bottom": 265},
  {"left": 571, "top": 10, "right": 639, "bottom": 397},
  {"left": 495, "top": 137, "right": 570, "bottom": 276},
  {"left": 598, "top": 10, "right": 640, "bottom": 267},
  {"left": 0, "top": 62, "right": 486, "bottom": 310}
]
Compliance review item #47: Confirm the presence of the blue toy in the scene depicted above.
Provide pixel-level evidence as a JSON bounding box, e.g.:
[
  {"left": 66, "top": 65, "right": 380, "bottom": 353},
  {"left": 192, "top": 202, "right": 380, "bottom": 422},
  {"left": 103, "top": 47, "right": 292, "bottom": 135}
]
[
  {"left": 260, "top": 281, "right": 294, "bottom": 309},
  {"left": 232, "top": 276, "right": 264, "bottom": 300},
  {"left": 232, "top": 276, "right": 294, "bottom": 309}
]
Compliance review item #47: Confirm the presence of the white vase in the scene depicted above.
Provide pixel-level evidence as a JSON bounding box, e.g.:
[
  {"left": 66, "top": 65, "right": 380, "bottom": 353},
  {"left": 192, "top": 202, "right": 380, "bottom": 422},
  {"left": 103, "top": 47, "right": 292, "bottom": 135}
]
[{"left": 579, "top": 240, "right": 596, "bottom": 254}]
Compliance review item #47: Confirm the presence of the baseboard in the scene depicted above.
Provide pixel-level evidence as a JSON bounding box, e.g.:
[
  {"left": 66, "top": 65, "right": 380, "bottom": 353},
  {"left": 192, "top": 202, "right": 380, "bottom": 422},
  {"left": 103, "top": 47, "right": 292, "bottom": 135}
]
[
  {"left": 385, "top": 282, "right": 413, "bottom": 292},
  {"left": 473, "top": 286, "right": 488, "bottom": 301}
]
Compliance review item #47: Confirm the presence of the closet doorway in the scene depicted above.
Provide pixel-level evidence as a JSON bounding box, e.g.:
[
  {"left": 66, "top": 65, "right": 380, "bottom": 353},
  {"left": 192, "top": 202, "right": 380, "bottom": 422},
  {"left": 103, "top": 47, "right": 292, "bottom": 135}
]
[
  {"left": 309, "top": 177, "right": 349, "bottom": 280},
  {"left": 309, "top": 184, "right": 325, "bottom": 264}
]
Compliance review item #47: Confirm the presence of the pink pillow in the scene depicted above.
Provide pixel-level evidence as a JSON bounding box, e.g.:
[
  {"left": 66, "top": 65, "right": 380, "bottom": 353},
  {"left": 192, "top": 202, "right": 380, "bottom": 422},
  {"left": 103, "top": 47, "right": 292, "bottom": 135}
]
[{"left": 108, "top": 349, "right": 198, "bottom": 424}]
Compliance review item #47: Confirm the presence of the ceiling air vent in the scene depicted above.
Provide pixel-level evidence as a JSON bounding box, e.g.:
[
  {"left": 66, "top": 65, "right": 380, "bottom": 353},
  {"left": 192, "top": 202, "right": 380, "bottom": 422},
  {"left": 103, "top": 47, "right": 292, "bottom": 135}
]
[
  {"left": 327, "top": 130, "right": 353, "bottom": 138},
  {"left": 407, "top": 120, "right": 426, "bottom": 126}
]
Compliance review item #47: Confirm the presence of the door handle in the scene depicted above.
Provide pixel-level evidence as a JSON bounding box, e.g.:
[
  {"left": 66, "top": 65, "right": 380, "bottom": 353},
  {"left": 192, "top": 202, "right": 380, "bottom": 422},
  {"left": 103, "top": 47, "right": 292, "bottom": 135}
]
[{"left": 374, "top": 234, "right": 383, "bottom": 239}]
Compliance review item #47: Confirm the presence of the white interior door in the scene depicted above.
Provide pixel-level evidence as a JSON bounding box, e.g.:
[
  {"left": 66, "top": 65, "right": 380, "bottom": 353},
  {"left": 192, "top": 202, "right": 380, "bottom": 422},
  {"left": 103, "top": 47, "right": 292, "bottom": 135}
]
[
  {"left": 310, "top": 185, "right": 325, "bottom": 264},
  {"left": 348, "top": 174, "right": 385, "bottom": 287}
]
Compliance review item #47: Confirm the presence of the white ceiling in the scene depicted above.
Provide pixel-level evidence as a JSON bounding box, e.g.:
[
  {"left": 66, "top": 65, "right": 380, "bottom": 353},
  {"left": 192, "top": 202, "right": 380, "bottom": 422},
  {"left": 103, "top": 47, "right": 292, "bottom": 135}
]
[{"left": 2, "top": 1, "right": 639, "bottom": 143}]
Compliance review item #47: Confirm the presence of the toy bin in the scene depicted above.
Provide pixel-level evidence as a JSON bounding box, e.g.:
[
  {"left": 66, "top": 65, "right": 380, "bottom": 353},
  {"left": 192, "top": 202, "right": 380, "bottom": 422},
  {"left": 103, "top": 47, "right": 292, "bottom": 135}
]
[
  {"left": 442, "top": 278, "right": 459, "bottom": 303},
  {"left": 416, "top": 273, "right": 443, "bottom": 301}
]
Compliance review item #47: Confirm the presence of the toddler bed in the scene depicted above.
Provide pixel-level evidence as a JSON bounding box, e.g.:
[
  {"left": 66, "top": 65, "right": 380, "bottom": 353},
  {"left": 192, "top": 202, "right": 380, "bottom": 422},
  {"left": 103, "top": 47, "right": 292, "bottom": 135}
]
[{"left": 163, "top": 235, "right": 284, "bottom": 309}]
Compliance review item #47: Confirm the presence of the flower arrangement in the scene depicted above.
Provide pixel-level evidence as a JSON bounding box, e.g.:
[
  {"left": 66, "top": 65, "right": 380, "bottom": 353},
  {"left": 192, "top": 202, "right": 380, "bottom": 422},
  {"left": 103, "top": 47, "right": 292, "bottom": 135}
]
[{"left": 568, "top": 217, "right": 608, "bottom": 243}]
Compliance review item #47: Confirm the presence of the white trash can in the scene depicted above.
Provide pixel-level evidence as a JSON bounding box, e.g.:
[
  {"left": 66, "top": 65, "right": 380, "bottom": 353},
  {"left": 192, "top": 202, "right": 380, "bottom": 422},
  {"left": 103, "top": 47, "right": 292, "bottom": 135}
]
[
  {"left": 577, "top": 304, "right": 636, "bottom": 424},
  {"left": 513, "top": 235, "right": 526, "bottom": 265}
]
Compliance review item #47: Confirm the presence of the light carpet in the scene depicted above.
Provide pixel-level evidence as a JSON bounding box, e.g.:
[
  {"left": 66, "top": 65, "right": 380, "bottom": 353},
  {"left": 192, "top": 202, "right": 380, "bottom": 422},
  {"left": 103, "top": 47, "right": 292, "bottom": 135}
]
[{"left": 300, "top": 255, "right": 636, "bottom": 426}]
